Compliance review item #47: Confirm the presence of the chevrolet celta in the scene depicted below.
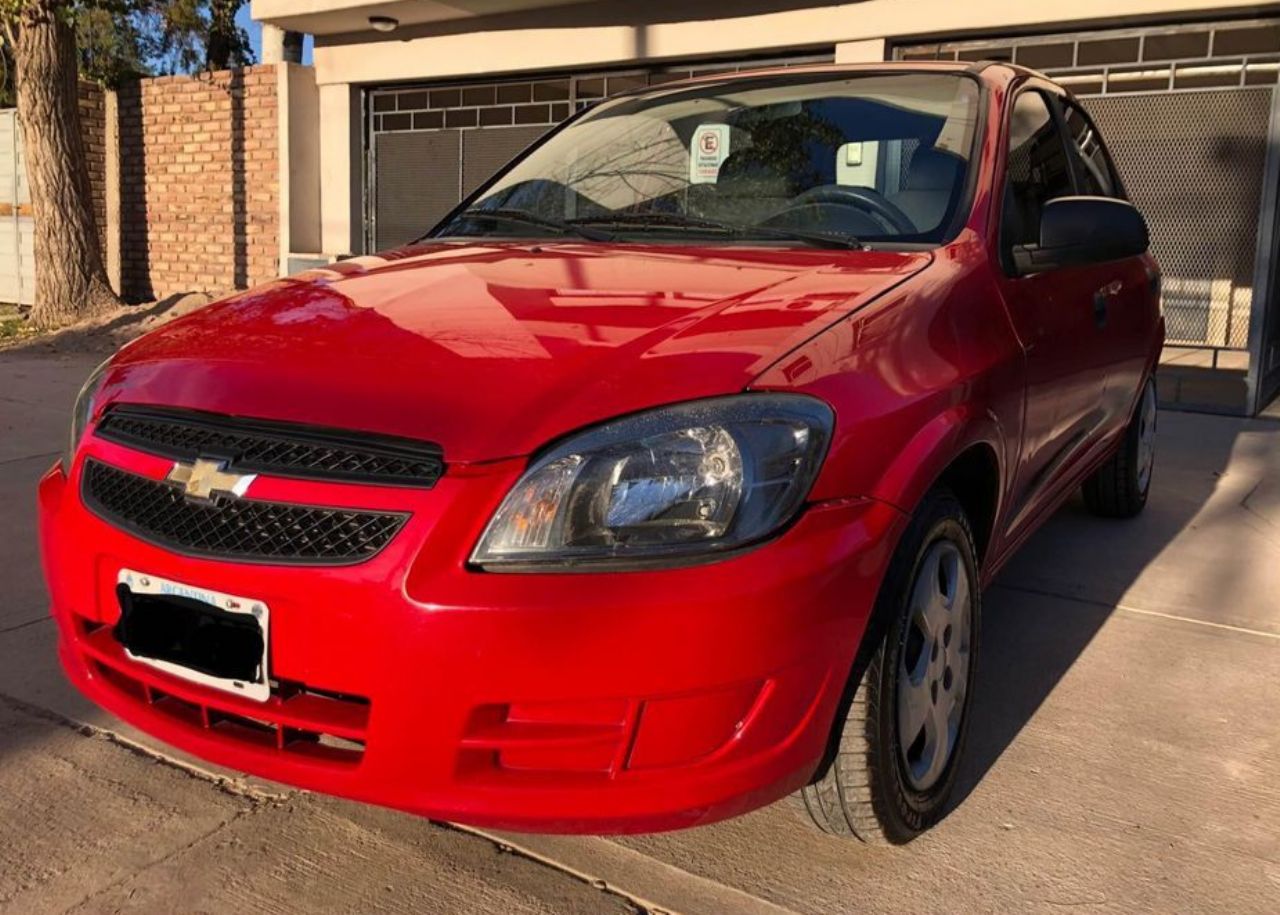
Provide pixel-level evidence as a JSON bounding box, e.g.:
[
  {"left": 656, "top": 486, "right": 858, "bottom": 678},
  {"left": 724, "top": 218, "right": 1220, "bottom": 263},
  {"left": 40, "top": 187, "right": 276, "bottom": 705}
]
[{"left": 39, "top": 61, "right": 1162, "bottom": 843}]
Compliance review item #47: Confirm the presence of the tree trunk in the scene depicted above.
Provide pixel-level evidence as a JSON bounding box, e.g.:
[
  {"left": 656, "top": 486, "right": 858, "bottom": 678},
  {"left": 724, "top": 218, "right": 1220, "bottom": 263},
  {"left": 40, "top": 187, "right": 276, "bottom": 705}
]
[{"left": 15, "top": 0, "right": 119, "bottom": 329}]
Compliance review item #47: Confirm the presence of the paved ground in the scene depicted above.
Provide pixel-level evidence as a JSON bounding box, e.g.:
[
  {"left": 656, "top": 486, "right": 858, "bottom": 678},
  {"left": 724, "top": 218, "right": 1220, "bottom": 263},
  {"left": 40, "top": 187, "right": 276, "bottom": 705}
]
[{"left": 2, "top": 348, "right": 1278, "bottom": 914}]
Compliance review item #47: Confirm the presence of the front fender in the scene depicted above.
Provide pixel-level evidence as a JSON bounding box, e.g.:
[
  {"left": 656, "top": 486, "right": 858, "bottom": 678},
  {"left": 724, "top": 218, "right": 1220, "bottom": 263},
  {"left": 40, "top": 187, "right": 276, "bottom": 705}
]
[
  {"left": 751, "top": 248, "right": 1023, "bottom": 557},
  {"left": 865, "top": 404, "right": 1003, "bottom": 517}
]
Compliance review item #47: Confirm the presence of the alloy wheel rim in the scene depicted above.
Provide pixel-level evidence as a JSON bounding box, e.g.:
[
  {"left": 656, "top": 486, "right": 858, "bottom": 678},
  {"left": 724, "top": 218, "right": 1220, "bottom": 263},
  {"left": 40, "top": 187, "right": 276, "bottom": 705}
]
[
  {"left": 896, "top": 540, "right": 972, "bottom": 792},
  {"left": 1136, "top": 382, "right": 1157, "bottom": 494}
]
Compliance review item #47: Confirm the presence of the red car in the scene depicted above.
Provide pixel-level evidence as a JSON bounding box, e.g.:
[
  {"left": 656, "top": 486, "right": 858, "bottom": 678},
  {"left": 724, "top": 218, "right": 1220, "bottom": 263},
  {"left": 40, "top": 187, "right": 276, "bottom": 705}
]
[{"left": 39, "top": 61, "right": 1161, "bottom": 843}]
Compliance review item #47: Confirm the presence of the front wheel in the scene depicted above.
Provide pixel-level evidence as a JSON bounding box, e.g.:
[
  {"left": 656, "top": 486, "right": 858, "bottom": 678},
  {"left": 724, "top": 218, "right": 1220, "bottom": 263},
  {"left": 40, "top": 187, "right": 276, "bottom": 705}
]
[
  {"left": 793, "top": 487, "right": 980, "bottom": 844},
  {"left": 1083, "top": 376, "right": 1157, "bottom": 518}
]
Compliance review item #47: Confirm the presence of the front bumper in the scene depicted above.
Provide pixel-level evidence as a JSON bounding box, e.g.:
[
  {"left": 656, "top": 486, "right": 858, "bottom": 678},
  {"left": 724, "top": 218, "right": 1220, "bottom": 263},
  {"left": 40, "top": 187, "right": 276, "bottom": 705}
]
[{"left": 38, "top": 438, "right": 905, "bottom": 833}]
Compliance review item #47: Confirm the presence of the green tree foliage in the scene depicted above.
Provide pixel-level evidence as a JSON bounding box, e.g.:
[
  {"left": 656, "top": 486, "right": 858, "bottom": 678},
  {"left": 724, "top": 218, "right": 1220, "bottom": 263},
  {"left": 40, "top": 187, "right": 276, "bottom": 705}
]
[
  {"left": 203, "top": 0, "right": 246, "bottom": 70},
  {"left": 146, "top": 0, "right": 254, "bottom": 74},
  {"left": 77, "top": 6, "right": 148, "bottom": 84},
  {"left": 0, "top": 0, "right": 256, "bottom": 103}
]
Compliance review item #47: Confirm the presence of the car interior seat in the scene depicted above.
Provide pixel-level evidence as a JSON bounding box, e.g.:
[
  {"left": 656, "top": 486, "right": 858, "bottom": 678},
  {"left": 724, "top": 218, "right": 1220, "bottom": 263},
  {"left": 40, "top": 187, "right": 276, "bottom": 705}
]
[{"left": 887, "top": 146, "right": 965, "bottom": 233}]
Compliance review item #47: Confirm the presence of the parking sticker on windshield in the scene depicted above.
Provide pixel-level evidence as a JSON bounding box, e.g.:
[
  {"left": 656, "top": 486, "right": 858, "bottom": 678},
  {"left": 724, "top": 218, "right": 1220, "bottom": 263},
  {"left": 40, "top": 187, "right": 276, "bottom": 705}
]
[{"left": 690, "top": 124, "right": 731, "bottom": 184}]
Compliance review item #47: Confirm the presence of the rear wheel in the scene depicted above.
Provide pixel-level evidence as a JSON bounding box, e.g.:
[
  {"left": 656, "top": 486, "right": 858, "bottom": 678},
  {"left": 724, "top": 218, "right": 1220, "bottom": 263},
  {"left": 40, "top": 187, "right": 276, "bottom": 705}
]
[
  {"left": 793, "top": 487, "right": 980, "bottom": 844},
  {"left": 1083, "top": 376, "right": 1157, "bottom": 519}
]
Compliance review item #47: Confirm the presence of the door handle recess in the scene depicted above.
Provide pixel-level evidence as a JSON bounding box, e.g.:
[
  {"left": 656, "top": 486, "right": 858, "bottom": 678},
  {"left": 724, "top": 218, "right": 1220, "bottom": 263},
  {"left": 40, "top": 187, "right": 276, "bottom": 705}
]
[{"left": 1092, "top": 280, "right": 1122, "bottom": 328}]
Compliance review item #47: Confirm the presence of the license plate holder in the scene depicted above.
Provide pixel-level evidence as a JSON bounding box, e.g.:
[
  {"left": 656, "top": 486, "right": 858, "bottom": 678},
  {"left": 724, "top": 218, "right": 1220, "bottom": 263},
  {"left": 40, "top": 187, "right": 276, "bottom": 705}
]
[{"left": 114, "top": 570, "right": 270, "bottom": 702}]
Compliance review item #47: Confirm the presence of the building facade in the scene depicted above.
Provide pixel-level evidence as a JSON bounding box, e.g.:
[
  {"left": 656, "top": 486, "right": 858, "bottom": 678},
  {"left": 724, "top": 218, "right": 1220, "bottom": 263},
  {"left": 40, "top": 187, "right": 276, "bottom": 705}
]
[{"left": 252, "top": 0, "right": 1280, "bottom": 413}]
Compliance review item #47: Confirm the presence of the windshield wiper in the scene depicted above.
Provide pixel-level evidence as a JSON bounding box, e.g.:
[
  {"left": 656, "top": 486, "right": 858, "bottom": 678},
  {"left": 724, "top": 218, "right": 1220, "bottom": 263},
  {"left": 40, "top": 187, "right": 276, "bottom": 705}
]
[
  {"left": 445, "top": 207, "right": 617, "bottom": 242},
  {"left": 741, "top": 224, "right": 865, "bottom": 250},
  {"left": 571, "top": 212, "right": 739, "bottom": 234},
  {"left": 570, "top": 212, "right": 863, "bottom": 250}
]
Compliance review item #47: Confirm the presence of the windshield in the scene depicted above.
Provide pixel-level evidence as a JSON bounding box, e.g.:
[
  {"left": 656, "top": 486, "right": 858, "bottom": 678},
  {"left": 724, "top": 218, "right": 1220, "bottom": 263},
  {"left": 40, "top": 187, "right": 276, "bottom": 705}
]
[{"left": 434, "top": 72, "right": 981, "bottom": 247}]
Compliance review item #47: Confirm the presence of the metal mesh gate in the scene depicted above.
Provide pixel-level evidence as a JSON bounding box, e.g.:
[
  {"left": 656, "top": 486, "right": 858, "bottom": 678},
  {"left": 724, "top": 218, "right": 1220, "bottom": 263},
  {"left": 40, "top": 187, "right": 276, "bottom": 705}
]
[
  {"left": 897, "top": 18, "right": 1280, "bottom": 412},
  {"left": 372, "top": 131, "right": 462, "bottom": 253},
  {"left": 370, "top": 126, "right": 551, "bottom": 250},
  {"left": 1084, "top": 89, "right": 1272, "bottom": 349}
]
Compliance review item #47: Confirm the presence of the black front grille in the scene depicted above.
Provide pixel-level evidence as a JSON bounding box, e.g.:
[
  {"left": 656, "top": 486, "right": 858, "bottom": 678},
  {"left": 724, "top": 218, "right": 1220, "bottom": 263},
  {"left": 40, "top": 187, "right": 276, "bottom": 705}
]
[
  {"left": 95, "top": 406, "right": 444, "bottom": 487},
  {"left": 82, "top": 459, "right": 408, "bottom": 564}
]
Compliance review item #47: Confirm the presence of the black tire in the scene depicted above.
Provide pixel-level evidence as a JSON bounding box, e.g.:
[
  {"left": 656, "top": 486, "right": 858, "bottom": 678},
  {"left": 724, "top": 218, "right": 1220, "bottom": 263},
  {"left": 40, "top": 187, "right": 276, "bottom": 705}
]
[
  {"left": 792, "top": 486, "right": 981, "bottom": 844},
  {"left": 1083, "top": 376, "right": 1157, "bottom": 519}
]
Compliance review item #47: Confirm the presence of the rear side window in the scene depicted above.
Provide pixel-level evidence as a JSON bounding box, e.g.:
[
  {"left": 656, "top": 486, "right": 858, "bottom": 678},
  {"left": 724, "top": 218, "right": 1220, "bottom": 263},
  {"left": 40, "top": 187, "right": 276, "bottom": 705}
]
[
  {"left": 1002, "top": 91, "right": 1074, "bottom": 250},
  {"left": 1062, "top": 101, "right": 1123, "bottom": 199}
]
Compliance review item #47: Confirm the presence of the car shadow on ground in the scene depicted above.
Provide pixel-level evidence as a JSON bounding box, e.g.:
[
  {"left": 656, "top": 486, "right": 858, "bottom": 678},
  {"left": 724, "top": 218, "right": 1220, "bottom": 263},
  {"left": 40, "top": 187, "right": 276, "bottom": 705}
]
[{"left": 947, "top": 412, "right": 1250, "bottom": 811}]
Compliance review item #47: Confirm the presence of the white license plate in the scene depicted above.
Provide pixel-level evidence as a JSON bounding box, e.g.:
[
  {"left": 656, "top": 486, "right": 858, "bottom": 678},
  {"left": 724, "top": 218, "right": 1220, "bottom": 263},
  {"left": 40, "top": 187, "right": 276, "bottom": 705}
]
[{"left": 116, "top": 569, "right": 271, "bottom": 702}]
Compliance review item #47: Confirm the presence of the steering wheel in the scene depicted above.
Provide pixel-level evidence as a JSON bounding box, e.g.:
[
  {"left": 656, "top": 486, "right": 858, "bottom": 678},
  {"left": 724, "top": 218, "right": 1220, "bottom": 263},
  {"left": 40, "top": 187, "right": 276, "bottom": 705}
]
[{"left": 767, "top": 185, "right": 917, "bottom": 235}]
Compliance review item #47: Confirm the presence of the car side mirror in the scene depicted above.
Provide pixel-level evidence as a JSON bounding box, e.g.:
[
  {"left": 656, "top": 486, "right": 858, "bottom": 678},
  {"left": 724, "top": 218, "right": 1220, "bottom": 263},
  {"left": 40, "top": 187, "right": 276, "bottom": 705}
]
[{"left": 1011, "top": 197, "right": 1149, "bottom": 276}]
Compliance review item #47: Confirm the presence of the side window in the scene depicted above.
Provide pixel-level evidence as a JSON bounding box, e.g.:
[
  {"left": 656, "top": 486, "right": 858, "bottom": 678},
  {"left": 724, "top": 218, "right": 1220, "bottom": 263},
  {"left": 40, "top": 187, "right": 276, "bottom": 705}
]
[
  {"left": 1061, "top": 101, "right": 1123, "bottom": 199},
  {"left": 1002, "top": 91, "right": 1074, "bottom": 250}
]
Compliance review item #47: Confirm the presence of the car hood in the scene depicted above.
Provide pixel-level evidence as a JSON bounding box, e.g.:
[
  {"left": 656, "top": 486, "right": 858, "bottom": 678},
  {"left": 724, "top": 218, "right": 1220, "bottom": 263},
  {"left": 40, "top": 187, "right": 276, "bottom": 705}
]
[{"left": 101, "top": 242, "right": 930, "bottom": 463}]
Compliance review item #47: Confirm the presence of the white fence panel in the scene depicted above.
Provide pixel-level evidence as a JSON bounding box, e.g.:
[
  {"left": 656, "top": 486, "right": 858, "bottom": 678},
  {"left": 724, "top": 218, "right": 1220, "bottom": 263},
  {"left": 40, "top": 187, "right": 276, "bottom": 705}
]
[{"left": 0, "top": 109, "right": 34, "bottom": 305}]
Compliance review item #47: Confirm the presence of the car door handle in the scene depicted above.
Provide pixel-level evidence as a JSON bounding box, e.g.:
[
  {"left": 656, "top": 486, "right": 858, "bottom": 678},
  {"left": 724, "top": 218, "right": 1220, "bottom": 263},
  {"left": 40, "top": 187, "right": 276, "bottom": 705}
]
[
  {"left": 1093, "top": 280, "right": 1122, "bottom": 328},
  {"left": 1145, "top": 265, "right": 1162, "bottom": 299},
  {"left": 1092, "top": 291, "right": 1108, "bottom": 327}
]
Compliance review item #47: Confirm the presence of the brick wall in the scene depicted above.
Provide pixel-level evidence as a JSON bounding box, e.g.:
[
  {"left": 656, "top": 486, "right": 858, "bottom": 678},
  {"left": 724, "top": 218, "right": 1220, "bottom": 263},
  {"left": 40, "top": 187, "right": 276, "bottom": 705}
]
[
  {"left": 117, "top": 66, "right": 279, "bottom": 300},
  {"left": 77, "top": 81, "right": 107, "bottom": 248}
]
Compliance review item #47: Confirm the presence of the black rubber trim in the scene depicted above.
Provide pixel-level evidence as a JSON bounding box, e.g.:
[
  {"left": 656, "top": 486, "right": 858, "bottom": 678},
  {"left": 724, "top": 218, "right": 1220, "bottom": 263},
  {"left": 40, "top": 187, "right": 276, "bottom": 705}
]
[{"left": 94, "top": 404, "right": 445, "bottom": 488}]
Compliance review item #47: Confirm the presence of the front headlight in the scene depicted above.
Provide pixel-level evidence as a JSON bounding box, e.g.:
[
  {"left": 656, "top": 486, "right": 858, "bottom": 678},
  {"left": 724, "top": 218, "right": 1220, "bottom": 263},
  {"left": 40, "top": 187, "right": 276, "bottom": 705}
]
[
  {"left": 471, "top": 394, "right": 833, "bottom": 569},
  {"left": 65, "top": 359, "right": 110, "bottom": 473}
]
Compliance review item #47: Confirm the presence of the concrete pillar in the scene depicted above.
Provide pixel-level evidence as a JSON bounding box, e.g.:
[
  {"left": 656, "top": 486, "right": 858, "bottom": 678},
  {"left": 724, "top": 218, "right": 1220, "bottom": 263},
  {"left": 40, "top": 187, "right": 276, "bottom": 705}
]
[
  {"left": 276, "top": 65, "right": 291, "bottom": 276},
  {"left": 835, "top": 38, "right": 888, "bottom": 63},
  {"left": 318, "top": 83, "right": 357, "bottom": 257},
  {"left": 263, "top": 25, "right": 305, "bottom": 65},
  {"left": 261, "top": 24, "right": 287, "bottom": 64},
  {"left": 277, "top": 64, "right": 322, "bottom": 270}
]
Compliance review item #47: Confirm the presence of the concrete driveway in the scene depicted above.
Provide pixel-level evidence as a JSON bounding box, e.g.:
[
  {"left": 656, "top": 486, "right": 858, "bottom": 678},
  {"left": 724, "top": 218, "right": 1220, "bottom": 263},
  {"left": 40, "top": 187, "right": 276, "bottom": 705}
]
[{"left": 2, "top": 349, "right": 1278, "bottom": 914}]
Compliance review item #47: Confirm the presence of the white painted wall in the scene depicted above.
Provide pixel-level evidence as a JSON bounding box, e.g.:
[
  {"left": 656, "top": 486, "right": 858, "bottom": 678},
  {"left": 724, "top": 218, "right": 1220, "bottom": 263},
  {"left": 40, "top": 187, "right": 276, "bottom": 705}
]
[
  {"left": 304, "top": 0, "right": 1271, "bottom": 86},
  {"left": 836, "top": 39, "right": 888, "bottom": 64},
  {"left": 0, "top": 111, "right": 34, "bottom": 306}
]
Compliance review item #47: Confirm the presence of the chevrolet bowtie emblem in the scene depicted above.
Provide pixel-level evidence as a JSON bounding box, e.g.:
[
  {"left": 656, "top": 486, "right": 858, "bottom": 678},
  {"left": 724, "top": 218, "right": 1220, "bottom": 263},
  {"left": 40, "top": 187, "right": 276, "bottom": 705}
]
[{"left": 166, "top": 458, "right": 256, "bottom": 501}]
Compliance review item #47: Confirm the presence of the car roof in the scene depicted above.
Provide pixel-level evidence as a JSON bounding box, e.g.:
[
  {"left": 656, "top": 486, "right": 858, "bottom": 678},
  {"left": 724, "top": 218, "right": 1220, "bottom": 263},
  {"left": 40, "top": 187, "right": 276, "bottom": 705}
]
[{"left": 628, "top": 59, "right": 1040, "bottom": 92}]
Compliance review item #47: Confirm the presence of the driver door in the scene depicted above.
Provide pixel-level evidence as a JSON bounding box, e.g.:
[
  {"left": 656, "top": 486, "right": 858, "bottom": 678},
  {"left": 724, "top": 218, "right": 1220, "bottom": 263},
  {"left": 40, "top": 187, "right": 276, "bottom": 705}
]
[{"left": 997, "top": 88, "right": 1112, "bottom": 535}]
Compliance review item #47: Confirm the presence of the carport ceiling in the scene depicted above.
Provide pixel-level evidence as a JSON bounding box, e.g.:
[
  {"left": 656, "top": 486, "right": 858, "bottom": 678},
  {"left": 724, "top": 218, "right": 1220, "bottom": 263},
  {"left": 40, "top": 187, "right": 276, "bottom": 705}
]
[{"left": 250, "top": 0, "right": 596, "bottom": 37}]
